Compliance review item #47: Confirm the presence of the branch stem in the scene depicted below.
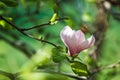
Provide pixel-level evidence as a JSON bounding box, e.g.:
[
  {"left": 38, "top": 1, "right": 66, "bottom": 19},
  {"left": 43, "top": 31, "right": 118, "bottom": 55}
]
[
  {"left": 91, "top": 61, "right": 120, "bottom": 75},
  {"left": 0, "top": 16, "right": 58, "bottom": 48},
  {"left": 35, "top": 70, "right": 87, "bottom": 80},
  {"left": 20, "top": 17, "right": 69, "bottom": 31}
]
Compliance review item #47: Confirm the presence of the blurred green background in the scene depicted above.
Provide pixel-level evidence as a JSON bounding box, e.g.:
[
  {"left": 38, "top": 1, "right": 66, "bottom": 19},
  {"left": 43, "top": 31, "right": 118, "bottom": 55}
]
[{"left": 0, "top": 0, "right": 120, "bottom": 80}]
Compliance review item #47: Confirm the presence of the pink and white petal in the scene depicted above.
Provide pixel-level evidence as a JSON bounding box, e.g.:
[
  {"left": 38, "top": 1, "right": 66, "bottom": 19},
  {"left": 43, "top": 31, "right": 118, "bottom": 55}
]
[
  {"left": 77, "top": 40, "right": 89, "bottom": 52},
  {"left": 60, "top": 26, "right": 79, "bottom": 55},
  {"left": 60, "top": 26, "right": 72, "bottom": 39},
  {"left": 60, "top": 26, "right": 72, "bottom": 46},
  {"left": 65, "top": 32, "right": 78, "bottom": 54},
  {"left": 63, "top": 37, "right": 78, "bottom": 55},
  {"left": 87, "top": 35, "right": 95, "bottom": 46},
  {"left": 77, "top": 35, "right": 95, "bottom": 52},
  {"left": 75, "top": 30, "right": 85, "bottom": 45}
]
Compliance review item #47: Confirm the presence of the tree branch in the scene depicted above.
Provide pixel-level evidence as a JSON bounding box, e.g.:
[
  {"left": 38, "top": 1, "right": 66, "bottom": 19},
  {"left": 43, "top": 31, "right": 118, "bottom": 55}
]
[
  {"left": 21, "top": 22, "right": 51, "bottom": 31},
  {"left": 92, "top": 61, "right": 120, "bottom": 74},
  {"left": 0, "top": 15, "right": 58, "bottom": 48},
  {"left": 35, "top": 70, "right": 87, "bottom": 80},
  {"left": 20, "top": 17, "right": 68, "bottom": 31},
  {"left": 0, "top": 33, "right": 35, "bottom": 57},
  {"left": 89, "top": 60, "right": 120, "bottom": 78}
]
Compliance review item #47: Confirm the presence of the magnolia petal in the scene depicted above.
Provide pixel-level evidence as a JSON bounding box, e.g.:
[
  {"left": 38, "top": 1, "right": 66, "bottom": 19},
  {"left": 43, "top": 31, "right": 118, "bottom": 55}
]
[
  {"left": 60, "top": 26, "right": 80, "bottom": 56},
  {"left": 60, "top": 26, "right": 95, "bottom": 57},
  {"left": 60, "top": 26, "right": 77, "bottom": 50},
  {"left": 75, "top": 30, "right": 85, "bottom": 45},
  {"left": 66, "top": 33, "right": 78, "bottom": 55},
  {"left": 78, "top": 35, "right": 95, "bottom": 51},
  {"left": 87, "top": 35, "right": 95, "bottom": 46},
  {"left": 60, "top": 26, "right": 72, "bottom": 46}
]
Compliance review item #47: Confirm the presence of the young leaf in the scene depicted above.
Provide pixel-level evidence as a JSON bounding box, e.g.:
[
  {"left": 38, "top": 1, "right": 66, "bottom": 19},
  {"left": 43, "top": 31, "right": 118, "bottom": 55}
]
[
  {"left": 70, "top": 61, "right": 90, "bottom": 77},
  {"left": 52, "top": 46, "right": 65, "bottom": 63},
  {"left": 50, "top": 13, "right": 58, "bottom": 24}
]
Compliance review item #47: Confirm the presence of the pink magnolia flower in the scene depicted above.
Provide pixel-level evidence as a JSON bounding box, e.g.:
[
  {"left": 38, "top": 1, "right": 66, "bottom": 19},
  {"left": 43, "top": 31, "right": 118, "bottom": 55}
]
[{"left": 60, "top": 26, "right": 95, "bottom": 57}]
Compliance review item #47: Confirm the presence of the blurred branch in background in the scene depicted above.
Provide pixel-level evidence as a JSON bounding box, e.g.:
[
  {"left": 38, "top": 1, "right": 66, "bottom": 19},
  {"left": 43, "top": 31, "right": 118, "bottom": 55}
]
[
  {"left": 0, "top": 30, "right": 36, "bottom": 58},
  {"left": 35, "top": 70, "right": 87, "bottom": 80},
  {"left": 90, "top": 0, "right": 109, "bottom": 61},
  {"left": 0, "top": 70, "right": 15, "bottom": 80},
  {"left": 108, "top": 0, "right": 120, "bottom": 6},
  {"left": 31, "top": 60, "right": 120, "bottom": 80},
  {"left": 93, "top": 60, "right": 120, "bottom": 73},
  {"left": 103, "top": 0, "right": 120, "bottom": 20},
  {"left": 88, "top": 0, "right": 109, "bottom": 79},
  {"left": 0, "top": 60, "right": 120, "bottom": 80},
  {"left": 89, "top": 60, "right": 120, "bottom": 79}
]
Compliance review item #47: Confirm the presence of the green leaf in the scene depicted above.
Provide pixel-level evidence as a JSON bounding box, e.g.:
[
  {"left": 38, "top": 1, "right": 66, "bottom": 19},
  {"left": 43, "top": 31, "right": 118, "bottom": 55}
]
[
  {"left": 50, "top": 13, "right": 58, "bottom": 24},
  {"left": 65, "top": 18, "right": 75, "bottom": 27},
  {"left": 86, "top": 56, "right": 97, "bottom": 66},
  {"left": 52, "top": 46, "right": 65, "bottom": 63},
  {"left": 70, "top": 61, "right": 90, "bottom": 76},
  {"left": 0, "top": 0, "right": 18, "bottom": 7},
  {"left": 0, "top": 17, "right": 13, "bottom": 30}
]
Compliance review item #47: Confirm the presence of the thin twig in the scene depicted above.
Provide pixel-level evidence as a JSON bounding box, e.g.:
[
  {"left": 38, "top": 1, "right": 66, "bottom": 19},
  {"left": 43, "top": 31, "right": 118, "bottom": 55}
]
[
  {"left": 21, "top": 22, "right": 50, "bottom": 31},
  {"left": 90, "top": 61, "right": 120, "bottom": 76},
  {"left": 35, "top": 70, "right": 87, "bottom": 80},
  {"left": 20, "top": 17, "right": 69, "bottom": 31},
  {"left": 0, "top": 16, "right": 58, "bottom": 48}
]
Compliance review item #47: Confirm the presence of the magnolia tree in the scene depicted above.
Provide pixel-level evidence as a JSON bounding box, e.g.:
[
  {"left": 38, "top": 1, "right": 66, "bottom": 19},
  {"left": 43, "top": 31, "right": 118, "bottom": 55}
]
[{"left": 0, "top": 0, "right": 120, "bottom": 80}]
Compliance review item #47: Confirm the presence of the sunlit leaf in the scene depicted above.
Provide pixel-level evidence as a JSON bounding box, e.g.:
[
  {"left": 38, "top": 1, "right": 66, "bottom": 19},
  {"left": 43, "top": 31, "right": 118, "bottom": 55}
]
[
  {"left": 65, "top": 18, "right": 75, "bottom": 27},
  {"left": 0, "top": 17, "right": 13, "bottom": 30},
  {"left": 20, "top": 48, "right": 52, "bottom": 72},
  {"left": 50, "top": 13, "right": 58, "bottom": 24},
  {"left": 86, "top": 0, "right": 96, "bottom": 3},
  {"left": 70, "top": 61, "right": 90, "bottom": 76},
  {"left": 52, "top": 46, "right": 65, "bottom": 63}
]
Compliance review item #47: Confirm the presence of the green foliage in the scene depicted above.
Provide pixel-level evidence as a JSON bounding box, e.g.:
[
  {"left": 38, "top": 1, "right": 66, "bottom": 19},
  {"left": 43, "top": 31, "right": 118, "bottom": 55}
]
[
  {"left": 65, "top": 18, "right": 75, "bottom": 27},
  {"left": 20, "top": 46, "right": 52, "bottom": 72},
  {"left": 96, "top": 17, "right": 120, "bottom": 80},
  {"left": 70, "top": 61, "right": 89, "bottom": 77},
  {"left": 0, "top": 74, "right": 10, "bottom": 80},
  {"left": 0, "top": 0, "right": 18, "bottom": 7},
  {"left": 0, "top": 0, "right": 120, "bottom": 80},
  {"left": 0, "top": 18, "right": 13, "bottom": 30},
  {"left": 50, "top": 13, "right": 58, "bottom": 24},
  {"left": 17, "top": 72, "right": 71, "bottom": 80},
  {"left": 52, "top": 46, "right": 66, "bottom": 63}
]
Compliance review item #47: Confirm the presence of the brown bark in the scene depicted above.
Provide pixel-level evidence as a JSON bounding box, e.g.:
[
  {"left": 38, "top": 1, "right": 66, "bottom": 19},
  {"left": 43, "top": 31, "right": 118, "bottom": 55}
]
[{"left": 89, "top": 0, "right": 109, "bottom": 80}]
